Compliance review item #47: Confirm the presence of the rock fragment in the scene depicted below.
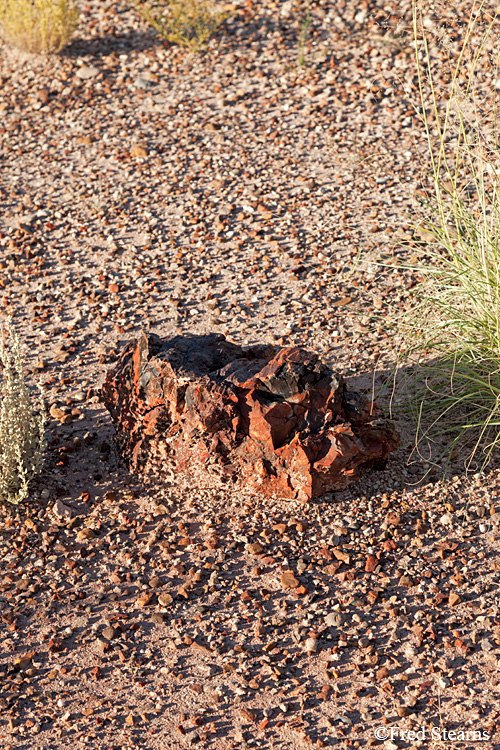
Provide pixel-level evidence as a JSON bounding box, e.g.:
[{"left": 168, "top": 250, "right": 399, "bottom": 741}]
[
  {"left": 101, "top": 626, "right": 116, "bottom": 641},
  {"left": 76, "top": 65, "right": 99, "bottom": 80},
  {"left": 325, "top": 612, "right": 344, "bottom": 627},
  {"left": 280, "top": 571, "right": 299, "bottom": 589},
  {"left": 304, "top": 637, "right": 318, "bottom": 653},
  {"left": 102, "top": 332, "right": 399, "bottom": 500},
  {"left": 53, "top": 499, "right": 72, "bottom": 520}
]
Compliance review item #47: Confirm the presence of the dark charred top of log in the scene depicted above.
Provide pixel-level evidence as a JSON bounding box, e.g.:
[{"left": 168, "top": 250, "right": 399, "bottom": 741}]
[{"left": 141, "top": 332, "right": 342, "bottom": 404}]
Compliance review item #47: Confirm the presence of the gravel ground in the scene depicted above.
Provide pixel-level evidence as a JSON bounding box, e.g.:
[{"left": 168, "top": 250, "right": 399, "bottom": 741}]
[{"left": 2, "top": 1, "right": 500, "bottom": 748}]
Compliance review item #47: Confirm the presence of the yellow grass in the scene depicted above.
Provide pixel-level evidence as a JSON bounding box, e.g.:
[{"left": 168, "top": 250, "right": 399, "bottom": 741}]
[
  {"left": 0, "top": 0, "right": 79, "bottom": 55},
  {"left": 132, "top": 0, "right": 229, "bottom": 51}
]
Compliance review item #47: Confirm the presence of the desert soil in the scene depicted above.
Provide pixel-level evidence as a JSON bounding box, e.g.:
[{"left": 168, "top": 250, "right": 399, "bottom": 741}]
[{"left": 1, "top": 1, "right": 500, "bottom": 749}]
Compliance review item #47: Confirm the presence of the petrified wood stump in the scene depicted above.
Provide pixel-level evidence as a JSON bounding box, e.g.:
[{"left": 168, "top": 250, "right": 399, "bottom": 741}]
[{"left": 102, "top": 332, "right": 399, "bottom": 500}]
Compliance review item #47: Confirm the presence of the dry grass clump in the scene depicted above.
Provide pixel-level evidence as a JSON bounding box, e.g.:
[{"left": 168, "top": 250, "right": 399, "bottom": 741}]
[
  {"left": 401, "top": 1, "right": 500, "bottom": 470},
  {"left": 132, "top": 0, "right": 229, "bottom": 51},
  {"left": 0, "top": 0, "right": 79, "bottom": 55},
  {"left": 0, "top": 319, "right": 46, "bottom": 505}
]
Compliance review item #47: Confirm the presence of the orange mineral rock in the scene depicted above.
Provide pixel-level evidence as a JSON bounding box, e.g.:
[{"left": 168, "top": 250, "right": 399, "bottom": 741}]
[{"left": 102, "top": 332, "right": 398, "bottom": 500}]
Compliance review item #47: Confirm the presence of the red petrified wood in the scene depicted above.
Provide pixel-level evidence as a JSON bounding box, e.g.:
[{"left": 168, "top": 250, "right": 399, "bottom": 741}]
[{"left": 102, "top": 332, "right": 399, "bottom": 500}]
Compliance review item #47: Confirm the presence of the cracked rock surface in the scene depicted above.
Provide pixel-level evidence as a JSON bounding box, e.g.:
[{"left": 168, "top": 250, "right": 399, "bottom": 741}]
[{"left": 102, "top": 332, "right": 399, "bottom": 499}]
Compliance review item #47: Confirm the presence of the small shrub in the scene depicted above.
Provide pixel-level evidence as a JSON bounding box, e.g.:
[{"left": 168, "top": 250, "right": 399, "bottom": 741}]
[
  {"left": 0, "top": 0, "right": 79, "bottom": 55},
  {"left": 0, "top": 319, "right": 46, "bottom": 504},
  {"left": 132, "top": 0, "right": 229, "bottom": 51}
]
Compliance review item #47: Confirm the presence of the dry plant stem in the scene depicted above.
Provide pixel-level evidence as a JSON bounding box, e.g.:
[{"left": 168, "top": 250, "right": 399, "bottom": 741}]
[
  {"left": 414, "top": 0, "right": 489, "bottom": 243},
  {"left": 297, "top": 8, "right": 311, "bottom": 67},
  {"left": 0, "top": 319, "right": 46, "bottom": 504}
]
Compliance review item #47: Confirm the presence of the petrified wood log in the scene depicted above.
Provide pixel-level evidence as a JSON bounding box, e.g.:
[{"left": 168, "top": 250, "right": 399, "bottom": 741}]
[{"left": 102, "top": 332, "right": 399, "bottom": 500}]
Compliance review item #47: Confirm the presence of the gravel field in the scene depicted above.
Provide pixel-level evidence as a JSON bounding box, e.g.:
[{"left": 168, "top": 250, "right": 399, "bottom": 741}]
[{"left": 2, "top": 1, "right": 500, "bottom": 748}]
